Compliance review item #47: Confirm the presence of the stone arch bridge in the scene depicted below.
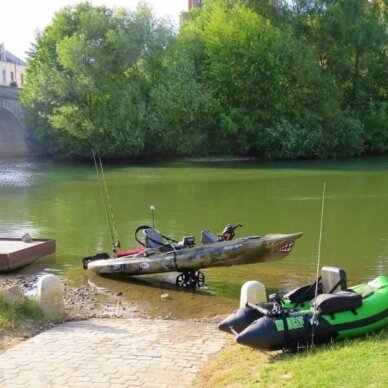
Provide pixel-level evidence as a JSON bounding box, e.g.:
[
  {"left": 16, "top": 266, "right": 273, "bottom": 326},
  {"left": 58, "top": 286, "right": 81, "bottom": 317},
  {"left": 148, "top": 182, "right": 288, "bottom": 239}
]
[{"left": 0, "top": 85, "right": 45, "bottom": 157}]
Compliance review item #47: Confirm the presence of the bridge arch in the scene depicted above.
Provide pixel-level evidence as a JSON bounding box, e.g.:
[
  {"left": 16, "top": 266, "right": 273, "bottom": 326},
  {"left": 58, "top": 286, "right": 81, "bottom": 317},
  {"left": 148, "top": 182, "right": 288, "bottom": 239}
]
[
  {"left": 0, "top": 107, "right": 29, "bottom": 156},
  {"left": 0, "top": 86, "right": 46, "bottom": 157}
]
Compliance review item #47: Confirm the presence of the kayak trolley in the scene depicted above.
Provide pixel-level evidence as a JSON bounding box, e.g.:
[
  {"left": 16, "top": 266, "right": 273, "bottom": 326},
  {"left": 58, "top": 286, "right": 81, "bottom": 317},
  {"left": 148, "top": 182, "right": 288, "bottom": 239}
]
[{"left": 176, "top": 270, "right": 205, "bottom": 290}]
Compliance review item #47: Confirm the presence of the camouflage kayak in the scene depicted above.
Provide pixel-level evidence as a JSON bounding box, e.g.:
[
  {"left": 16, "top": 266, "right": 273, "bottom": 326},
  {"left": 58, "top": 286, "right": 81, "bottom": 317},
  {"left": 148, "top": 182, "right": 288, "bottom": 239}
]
[{"left": 85, "top": 232, "right": 303, "bottom": 287}]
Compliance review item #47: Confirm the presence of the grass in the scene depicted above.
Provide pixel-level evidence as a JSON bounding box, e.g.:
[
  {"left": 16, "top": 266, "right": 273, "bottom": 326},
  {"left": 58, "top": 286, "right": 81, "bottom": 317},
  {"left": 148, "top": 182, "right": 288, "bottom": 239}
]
[
  {"left": 0, "top": 295, "right": 45, "bottom": 330},
  {"left": 197, "top": 328, "right": 388, "bottom": 388}
]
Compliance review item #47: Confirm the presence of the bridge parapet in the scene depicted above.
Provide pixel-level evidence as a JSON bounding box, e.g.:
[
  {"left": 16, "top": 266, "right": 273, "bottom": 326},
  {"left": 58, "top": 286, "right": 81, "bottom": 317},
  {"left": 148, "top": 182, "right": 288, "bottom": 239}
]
[
  {"left": 0, "top": 85, "right": 20, "bottom": 99},
  {"left": 0, "top": 85, "right": 24, "bottom": 120}
]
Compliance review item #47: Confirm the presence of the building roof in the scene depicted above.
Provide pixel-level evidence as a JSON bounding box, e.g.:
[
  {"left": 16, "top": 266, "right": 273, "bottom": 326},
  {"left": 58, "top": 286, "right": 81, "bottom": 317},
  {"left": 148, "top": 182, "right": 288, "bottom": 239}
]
[{"left": 0, "top": 43, "right": 26, "bottom": 66}]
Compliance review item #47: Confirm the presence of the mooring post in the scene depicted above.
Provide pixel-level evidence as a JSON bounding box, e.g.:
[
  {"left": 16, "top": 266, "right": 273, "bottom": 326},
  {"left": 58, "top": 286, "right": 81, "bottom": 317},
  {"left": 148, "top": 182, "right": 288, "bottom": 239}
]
[{"left": 36, "top": 274, "right": 65, "bottom": 322}]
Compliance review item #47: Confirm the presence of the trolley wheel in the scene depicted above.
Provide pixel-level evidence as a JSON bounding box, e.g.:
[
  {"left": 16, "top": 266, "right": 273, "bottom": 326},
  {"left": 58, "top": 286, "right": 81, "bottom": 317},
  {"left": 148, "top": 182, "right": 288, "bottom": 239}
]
[
  {"left": 176, "top": 273, "right": 186, "bottom": 288},
  {"left": 186, "top": 271, "right": 198, "bottom": 289},
  {"left": 176, "top": 271, "right": 197, "bottom": 290},
  {"left": 195, "top": 271, "right": 205, "bottom": 287}
]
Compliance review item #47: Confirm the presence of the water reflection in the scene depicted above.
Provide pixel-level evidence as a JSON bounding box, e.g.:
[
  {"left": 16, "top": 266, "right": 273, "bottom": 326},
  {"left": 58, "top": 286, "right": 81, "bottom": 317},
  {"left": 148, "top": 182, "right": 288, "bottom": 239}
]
[
  {"left": 0, "top": 168, "right": 33, "bottom": 187},
  {"left": 0, "top": 156, "right": 387, "bottom": 318}
]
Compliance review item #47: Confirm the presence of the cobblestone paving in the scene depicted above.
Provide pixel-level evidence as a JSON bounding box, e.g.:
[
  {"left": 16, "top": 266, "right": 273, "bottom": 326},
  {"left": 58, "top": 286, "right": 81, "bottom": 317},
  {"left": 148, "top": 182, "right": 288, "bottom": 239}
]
[{"left": 0, "top": 318, "right": 227, "bottom": 387}]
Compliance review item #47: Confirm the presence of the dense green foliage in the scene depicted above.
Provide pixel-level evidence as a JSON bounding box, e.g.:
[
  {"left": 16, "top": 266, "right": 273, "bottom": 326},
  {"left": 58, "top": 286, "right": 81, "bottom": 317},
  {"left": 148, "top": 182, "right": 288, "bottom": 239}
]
[{"left": 21, "top": 0, "right": 387, "bottom": 160}]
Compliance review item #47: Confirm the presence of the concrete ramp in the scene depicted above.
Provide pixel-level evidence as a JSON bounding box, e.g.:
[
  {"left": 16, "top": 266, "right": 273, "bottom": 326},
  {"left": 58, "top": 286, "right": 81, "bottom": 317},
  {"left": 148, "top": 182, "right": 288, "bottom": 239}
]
[{"left": 0, "top": 318, "right": 227, "bottom": 387}]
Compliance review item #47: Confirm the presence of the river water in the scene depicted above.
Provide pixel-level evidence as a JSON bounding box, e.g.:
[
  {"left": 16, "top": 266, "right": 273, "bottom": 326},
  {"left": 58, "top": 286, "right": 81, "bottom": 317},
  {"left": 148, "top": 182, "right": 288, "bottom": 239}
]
[{"left": 1, "top": 156, "right": 387, "bottom": 318}]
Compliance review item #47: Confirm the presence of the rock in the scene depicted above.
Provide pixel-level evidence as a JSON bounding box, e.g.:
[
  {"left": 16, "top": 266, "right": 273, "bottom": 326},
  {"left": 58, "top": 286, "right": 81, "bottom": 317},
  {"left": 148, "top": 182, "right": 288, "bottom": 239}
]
[
  {"left": 22, "top": 233, "right": 33, "bottom": 243},
  {"left": 160, "top": 293, "right": 171, "bottom": 300},
  {"left": 0, "top": 285, "right": 25, "bottom": 306}
]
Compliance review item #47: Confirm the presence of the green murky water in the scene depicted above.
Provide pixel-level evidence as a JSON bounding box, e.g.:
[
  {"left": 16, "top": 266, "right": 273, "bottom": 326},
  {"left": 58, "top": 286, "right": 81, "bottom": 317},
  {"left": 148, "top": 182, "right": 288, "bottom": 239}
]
[{"left": 1, "top": 157, "right": 387, "bottom": 318}]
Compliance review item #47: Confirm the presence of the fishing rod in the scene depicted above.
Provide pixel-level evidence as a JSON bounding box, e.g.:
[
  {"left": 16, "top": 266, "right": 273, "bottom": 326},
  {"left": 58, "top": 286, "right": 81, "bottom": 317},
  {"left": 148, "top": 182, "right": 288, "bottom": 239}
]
[
  {"left": 150, "top": 205, "right": 156, "bottom": 228},
  {"left": 310, "top": 182, "right": 326, "bottom": 343},
  {"left": 98, "top": 154, "right": 120, "bottom": 251},
  {"left": 92, "top": 150, "right": 120, "bottom": 253}
]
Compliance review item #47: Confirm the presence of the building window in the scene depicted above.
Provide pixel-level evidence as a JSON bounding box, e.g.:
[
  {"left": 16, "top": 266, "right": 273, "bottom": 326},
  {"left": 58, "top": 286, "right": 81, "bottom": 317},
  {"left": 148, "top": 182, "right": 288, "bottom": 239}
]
[
  {"left": 2, "top": 70, "right": 6, "bottom": 84},
  {"left": 20, "top": 73, "right": 24, "bottom": 87},
  {"left": 10, "top": 71, "right": 14, "bottom": 81}
]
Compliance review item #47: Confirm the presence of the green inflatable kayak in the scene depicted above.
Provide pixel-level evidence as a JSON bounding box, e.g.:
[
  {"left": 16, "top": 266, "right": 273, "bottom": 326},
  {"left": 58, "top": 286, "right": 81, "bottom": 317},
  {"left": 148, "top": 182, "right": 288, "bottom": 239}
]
[{"left": 220, "top": 267, "right": 388, "bottom": 351}]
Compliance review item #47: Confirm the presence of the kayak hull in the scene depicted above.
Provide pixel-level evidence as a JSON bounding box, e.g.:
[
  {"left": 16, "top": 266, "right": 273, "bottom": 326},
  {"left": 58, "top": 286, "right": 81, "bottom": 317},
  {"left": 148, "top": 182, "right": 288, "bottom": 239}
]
[{"left": 87, "top": 233, "right": 303, "bottom": 275}]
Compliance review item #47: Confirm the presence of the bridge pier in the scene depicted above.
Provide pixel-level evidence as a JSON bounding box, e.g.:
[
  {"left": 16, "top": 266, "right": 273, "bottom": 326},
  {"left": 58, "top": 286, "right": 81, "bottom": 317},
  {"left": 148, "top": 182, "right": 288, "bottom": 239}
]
[{"left": 0, "top": 86, "right": 47, "bottom": 157}]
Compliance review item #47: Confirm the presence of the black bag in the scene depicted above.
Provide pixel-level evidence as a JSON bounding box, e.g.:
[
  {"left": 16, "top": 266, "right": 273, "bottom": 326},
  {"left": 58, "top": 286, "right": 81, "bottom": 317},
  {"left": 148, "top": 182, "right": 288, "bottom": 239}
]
[{"left": 312, "top": 291, "right": 362, "bottom": 315}]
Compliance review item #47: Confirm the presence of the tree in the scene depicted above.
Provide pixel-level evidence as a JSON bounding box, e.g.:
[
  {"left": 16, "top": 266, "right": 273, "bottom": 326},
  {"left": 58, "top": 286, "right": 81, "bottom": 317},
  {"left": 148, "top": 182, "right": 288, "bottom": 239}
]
[
  {"left": 309, "top": 0, "right": 388, "bottom": 153},
  {"left": 178, "top": 0, "right": 364, "bottom": 158},
  {"left": 21, "top": 2, "right": 176, "bottom": 158},
  {"left": 179, "top": 1, "right": 288, "bottom": 154},
  {"left": 147, "top": 59, "right": 218, "bottom": 156},
  {"left": 21, "top": 0, "right": 387, "bottom": 160}
]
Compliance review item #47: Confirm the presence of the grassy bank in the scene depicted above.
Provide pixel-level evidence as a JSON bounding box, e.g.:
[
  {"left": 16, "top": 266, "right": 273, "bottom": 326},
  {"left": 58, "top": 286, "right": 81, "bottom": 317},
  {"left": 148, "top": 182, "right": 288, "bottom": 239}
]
[
  {"left": 198, "top": 328, "right": 387, "bottom": 387},
  {"left": 0, "top": 296, "right": 45, "bottom": 330}
]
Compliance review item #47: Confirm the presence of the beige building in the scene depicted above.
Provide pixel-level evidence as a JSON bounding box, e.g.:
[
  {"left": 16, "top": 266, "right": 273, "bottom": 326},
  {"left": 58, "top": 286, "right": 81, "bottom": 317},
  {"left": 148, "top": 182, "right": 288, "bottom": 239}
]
[{"left": 0, "top": 43, "right": 26, "bottom": 88}]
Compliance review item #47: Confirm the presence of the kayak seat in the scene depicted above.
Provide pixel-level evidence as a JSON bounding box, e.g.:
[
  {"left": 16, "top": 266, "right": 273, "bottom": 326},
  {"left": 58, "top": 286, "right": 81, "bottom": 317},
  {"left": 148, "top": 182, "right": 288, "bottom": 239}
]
[
  {"left": 321, "top": 266, "right": 347, "bottom": 294},
  {"left": 313, "top": 290, "right": 363, "bottom": 315},
  {"left": 201, "top": 230, "right": 222, "bottom": 244},
  {"left": 144, "top": 228, "right": 164, "bottom": 249}
]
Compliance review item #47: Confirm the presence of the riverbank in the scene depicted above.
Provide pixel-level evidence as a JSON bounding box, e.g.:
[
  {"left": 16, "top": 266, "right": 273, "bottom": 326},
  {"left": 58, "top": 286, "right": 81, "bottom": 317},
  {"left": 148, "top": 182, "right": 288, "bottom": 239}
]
[
  {"left": 0, "top": 273, "right": 229, "bottom": 387},
  {"left": 197, "top": 328, "right": 388, "bottom": 387},
  {"left": 0, "top": 272, "right": 225, "bottom": 354},
  {"left": 2, "top": 273, "right": 387, "bottom": 387},
  {"left": 0, "top": 273, "right": 149, "bottom": 353}
]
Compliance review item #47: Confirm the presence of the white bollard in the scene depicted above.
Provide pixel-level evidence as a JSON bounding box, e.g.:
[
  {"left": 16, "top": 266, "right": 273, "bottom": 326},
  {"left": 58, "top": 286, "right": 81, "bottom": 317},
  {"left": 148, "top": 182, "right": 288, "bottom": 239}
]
[
  {"left": 36, "top": 274, "right": 65, "bottom": 322},
  {"left": 240, "top": 280, "right": 266, "bottom": 308}
]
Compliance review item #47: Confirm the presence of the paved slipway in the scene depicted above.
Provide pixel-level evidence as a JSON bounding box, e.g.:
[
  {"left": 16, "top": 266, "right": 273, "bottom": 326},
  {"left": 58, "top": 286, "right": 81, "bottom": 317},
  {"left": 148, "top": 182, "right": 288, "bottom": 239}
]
[{"left": 0, "top": 318, "right": 228, "bottom": 387}]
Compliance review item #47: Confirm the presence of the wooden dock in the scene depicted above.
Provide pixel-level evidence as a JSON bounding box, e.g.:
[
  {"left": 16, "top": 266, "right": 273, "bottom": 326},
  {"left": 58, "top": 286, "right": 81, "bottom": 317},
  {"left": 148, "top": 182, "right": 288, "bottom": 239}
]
[{"left": 0, "top": 238, "right": 56, "bottom": 272}]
